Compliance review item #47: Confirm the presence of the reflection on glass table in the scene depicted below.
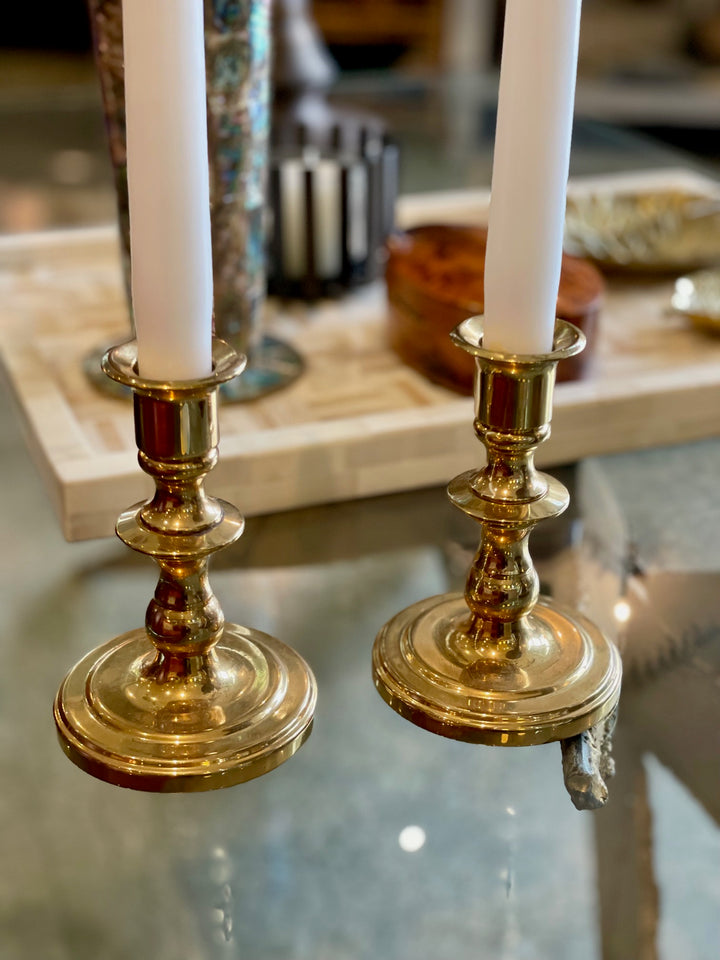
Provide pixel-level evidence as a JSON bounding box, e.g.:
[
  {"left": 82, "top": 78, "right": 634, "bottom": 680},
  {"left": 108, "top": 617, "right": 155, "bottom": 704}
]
[{"left": 2, "top": 369, "right": 720, "bottom": 958}]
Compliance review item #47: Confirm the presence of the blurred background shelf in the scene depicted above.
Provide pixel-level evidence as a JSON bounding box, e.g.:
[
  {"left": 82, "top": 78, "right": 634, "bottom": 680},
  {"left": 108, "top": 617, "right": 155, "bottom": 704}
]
[{"left": 4, "top": 1, "right": 720, "bottom": 239}]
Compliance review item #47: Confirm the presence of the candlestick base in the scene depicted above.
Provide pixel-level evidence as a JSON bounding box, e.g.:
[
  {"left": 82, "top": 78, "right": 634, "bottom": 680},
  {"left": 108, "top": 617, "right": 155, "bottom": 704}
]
[
  {"left": 55, "top": 623, "right": 315, "bottom": 791},
  {"left": 373, "top": 593, "right": 620, "bottom": 747}
]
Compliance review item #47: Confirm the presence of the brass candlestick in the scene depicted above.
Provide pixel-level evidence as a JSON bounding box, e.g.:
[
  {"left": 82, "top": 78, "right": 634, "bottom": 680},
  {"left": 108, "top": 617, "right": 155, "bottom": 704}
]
[
  {"left": 372, "top": 318, "right": 622, "bottom": 804},
  {"left": 55, "top": 339, "right": 316, "bottom": 791}
]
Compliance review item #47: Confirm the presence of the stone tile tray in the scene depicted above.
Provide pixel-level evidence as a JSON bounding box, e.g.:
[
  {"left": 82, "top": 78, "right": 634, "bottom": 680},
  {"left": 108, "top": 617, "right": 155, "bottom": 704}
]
[{"left": 2, "top": 168, "right": 720, "bottom": 540}]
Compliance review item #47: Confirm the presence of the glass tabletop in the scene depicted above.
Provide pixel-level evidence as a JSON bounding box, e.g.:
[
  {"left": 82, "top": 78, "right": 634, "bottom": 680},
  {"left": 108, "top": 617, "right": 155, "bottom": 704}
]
[{"left": 0, "top": 67, "right": 719, "bottom": 960}]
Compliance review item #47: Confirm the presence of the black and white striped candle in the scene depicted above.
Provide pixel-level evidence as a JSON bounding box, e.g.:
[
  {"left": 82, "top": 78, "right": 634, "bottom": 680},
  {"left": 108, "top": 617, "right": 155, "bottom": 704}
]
[{"left": 268, "top": 130, "right": 398, "bottom": 299}]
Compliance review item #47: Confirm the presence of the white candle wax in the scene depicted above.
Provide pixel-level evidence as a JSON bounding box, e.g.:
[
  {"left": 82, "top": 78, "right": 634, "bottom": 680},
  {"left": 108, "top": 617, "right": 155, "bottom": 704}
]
[
  {"left": 347, "top": 162, "right": 369, "bottom": 264},
  {"left": 280, "top": 159, "right": 307, "bottom": 280},
  {"left": 313, "top": 159, "right": 342, "bottom": 280},
  {"left": 483, "top": 0, "right": 582, "bottom": 355},
  {"left": 123, "top": 0, "right": 213, "bottom": 380},
  {"left": 280, "top": 154, "right": 343, "bottom": 281}
]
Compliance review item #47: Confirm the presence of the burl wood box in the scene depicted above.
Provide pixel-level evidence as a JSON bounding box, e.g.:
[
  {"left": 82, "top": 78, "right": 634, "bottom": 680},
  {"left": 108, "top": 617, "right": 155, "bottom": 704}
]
[{"left": 386, "top": 224, "right": 604, "bottom": 393}]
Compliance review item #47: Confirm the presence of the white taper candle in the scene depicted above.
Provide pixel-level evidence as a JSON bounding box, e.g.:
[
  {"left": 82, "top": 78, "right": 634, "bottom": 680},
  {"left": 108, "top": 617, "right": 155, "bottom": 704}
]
[
  {"left": 483, "top": 0, "right": 582, "bottom": 355},
  {"left": 123, "top": 0, "right": 213, "bottom": 380}
]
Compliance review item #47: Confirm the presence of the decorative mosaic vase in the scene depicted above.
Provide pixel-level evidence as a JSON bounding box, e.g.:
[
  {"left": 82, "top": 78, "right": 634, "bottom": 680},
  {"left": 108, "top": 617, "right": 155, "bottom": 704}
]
[{"left": 205, "top": 0, "right": 271, "bottom": 354}]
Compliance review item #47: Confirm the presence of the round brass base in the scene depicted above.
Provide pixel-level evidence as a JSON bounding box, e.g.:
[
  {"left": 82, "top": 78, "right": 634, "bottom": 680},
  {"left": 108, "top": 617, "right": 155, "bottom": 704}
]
[
  {"left": 372, "top": 593, "right": 621, "bottom": 747},
  {"left": 54, "top": 624, "right": 317, "bottom": 791}
]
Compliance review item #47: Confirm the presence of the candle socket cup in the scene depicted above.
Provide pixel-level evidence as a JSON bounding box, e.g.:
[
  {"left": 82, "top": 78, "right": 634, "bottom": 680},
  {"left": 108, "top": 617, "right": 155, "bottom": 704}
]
[
  {"left": 54, "top": 339, "right": 316, "bottom": 791},
  {"left": 372, "top": 318, "right": 621, "bottom": 755}
]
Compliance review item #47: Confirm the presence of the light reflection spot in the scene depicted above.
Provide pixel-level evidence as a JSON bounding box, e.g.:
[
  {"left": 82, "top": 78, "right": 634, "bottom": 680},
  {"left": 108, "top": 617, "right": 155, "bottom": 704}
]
[
  {"left": 613, "top": 599, "right": 632, "bottom": 624},
  {"left": 398, "top": 825, "right": 426, "bottom": 852}
]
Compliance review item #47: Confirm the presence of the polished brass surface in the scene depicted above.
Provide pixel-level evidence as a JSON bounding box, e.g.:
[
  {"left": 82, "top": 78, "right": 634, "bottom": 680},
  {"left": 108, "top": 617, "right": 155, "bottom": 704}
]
[
  {"left": 54, "top": 339, "right": 317, "bottom": 791},
  {"left": 54, "top": 624, "right": 315, "bottom": 791},
  {"left": 85, "top": 334, "right": 305, "bottom": 402},
  {"left": 372, "top": 318, "right": 622, "bottom": 753},
  {"left": 373, "top": 594, "right": 620, "bottom": 746},
  {"left": 671, "top": 268, "right": 720, "bottom": 333}
]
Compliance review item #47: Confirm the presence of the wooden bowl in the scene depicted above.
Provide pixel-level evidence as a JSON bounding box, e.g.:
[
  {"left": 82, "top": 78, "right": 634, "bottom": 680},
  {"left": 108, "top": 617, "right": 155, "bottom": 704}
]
[{"left": 386, "top": 224, "right": 604, "bottom": 394}]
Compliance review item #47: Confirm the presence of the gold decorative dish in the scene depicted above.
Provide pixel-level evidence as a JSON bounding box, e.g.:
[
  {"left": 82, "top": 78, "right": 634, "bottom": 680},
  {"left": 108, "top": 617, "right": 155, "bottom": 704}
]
[
  {"left": 565, "top": 189, "right": 720, "bottom": 272},
  {"left": 671, "top": 269, "right": 720, "bottom": 333}
]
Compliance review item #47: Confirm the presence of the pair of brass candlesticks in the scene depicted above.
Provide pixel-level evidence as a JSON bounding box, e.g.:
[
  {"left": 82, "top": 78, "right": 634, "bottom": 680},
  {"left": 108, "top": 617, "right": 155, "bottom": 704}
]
[{"left": 54, "top": 319, "right": 621, "bottom": 804}]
